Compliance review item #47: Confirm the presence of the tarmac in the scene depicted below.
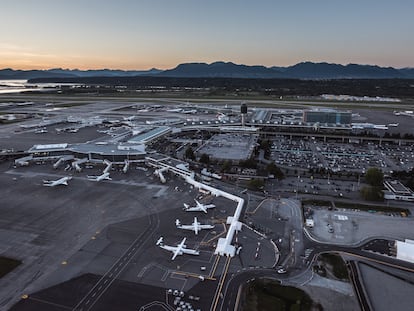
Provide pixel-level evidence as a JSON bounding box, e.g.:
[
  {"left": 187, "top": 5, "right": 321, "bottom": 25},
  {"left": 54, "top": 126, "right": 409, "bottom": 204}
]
[{"left": 1, "top": 158, "right": 276, "bottom": 310}]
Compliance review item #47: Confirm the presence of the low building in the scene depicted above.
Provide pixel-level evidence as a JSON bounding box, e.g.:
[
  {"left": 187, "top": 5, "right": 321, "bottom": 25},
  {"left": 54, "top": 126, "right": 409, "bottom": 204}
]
[
  {"left": 383, "top": 180, "right": 414, "bottom": 202},
  {"left": 195, "top": 133, "right": 258, "bottom": 163},
  {"left": 303, "top": 109, "right": 352, "bottom": 125},
  {"left": 396, "top": 239, "right": 414, "bottom": 263}
]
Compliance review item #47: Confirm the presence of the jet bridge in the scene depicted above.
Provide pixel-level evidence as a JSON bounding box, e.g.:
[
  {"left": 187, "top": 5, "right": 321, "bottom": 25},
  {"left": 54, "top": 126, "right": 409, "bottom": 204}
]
[
  {"left": 184, "top": 176, "right": 244, "bottom": 257},
  {"left": 53, "top": 155, "right": 74, "bottom": 169}
]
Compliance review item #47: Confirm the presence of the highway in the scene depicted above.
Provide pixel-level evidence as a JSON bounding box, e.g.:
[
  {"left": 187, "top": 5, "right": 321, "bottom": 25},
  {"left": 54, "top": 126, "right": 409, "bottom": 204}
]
[{"left": 72, "top": 209, "right": 159, "bottom": 311}]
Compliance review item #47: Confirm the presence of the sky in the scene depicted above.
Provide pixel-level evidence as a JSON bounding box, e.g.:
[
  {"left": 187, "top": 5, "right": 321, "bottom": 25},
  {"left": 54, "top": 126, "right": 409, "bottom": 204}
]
[{"left": 0, "top": 0, "right": 413, "bottom": 70}]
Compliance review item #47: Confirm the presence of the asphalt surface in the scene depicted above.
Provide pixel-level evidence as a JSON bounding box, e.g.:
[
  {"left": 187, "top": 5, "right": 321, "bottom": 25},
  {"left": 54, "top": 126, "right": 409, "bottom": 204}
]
[{"left": 2, "top": 97, "right": 414, "bottom": 311}]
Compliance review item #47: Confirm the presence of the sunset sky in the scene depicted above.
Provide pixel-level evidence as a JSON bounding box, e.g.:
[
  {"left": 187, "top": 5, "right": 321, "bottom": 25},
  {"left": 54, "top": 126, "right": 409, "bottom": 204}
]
[{"left": 0, "top": 0, "right": 413, "bottom": 70}]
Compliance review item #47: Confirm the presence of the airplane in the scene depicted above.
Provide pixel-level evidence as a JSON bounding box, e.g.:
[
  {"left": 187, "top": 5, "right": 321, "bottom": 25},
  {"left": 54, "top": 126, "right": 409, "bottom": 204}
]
[
  {"left": 166, "top": 108, "right": 182, "bottom": 113},
  {"left": 183, "top": 200, "right": 215, "bottom": 213},
  {"left": 175, "top": 217, "right": 214, "bottom": 235},
  {"left": 182, "top": 109, "right": 197, "bottom": 114},
  {"left": 87, "top": 172, "right": 112, "bottom": 182},
  {"left": 156, "top": 237, "right": 199, "bottom": 260},
  {"left": 43, "top": 176, "right": 72, "bottom": 187}
]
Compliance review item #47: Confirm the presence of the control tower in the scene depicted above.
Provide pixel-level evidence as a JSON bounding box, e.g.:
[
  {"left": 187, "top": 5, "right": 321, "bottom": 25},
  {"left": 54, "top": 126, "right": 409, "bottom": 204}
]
[{"left": 241, "top": 103, "right": 247, "bottom": 126}]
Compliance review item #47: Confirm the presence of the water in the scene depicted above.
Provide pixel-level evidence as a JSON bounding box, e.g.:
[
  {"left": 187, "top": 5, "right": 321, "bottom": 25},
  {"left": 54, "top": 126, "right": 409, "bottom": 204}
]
[
  {"left": 0, "top": 80, "right": 39, "bottom": 94},
  {"left": 0, "top": 80, "right": 81, "bottom": 94}
]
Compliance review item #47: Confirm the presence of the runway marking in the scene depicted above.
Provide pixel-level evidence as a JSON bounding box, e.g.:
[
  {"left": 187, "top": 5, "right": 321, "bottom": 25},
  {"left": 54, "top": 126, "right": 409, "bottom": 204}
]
[
  {"left": 201, "top": 224, "right": 227, "bottom": 245},
  {"left": 209, "top": 255, "right": 221, "bottom": 278},
  {"left": 171, "top": 270, "right": 215, "bottom": 281},
  {"left": 249, "top": 198, "right": 273, "bottom": 215},
  {"left": 211, "top": 256, "right": 232, "bottom": 311},
  {"left": 340, "top": 251, "right": 414, "bottom": 273}
]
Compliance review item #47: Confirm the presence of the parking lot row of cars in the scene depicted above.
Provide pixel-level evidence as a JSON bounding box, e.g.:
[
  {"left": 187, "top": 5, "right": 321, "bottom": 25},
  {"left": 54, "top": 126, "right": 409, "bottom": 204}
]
[{"left": 270, "top": 137, "right": 414, "bottom": 173}]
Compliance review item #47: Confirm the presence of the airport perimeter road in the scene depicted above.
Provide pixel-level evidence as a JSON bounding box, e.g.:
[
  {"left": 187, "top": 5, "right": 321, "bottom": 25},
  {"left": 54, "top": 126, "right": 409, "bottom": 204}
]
[
  {"left": 221, "top": 239, "right": 414, "bottom": 311},
  {"left": 72, "top": 210, "right": 159, "bottom": 311}
]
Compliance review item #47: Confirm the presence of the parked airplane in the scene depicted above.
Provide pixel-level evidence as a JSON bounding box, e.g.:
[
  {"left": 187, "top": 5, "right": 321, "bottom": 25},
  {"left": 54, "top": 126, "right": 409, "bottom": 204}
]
[
  {"left": 183, "top": 200, "right": 215, "bottom": 213},
  {"left": 87, "top": 172, "right": 112, "bottom": 182},
  {"left": 43, "top": 176, "right": 72, "bottom": 187},
  {"left": 175, "top": 217, "right": 214, "bottom": 235},
  {"left": 182, "top": 109, "right": 197, "bottom": 114},
  {"left": 156, "top": 237, "right": 199, "bottom": 260}
]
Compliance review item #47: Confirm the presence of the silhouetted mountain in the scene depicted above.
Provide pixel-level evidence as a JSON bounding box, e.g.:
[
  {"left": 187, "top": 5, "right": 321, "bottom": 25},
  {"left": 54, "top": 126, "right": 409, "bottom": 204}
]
[
  {"left": 0, "top": 68, "right": 161, "bottom": 80},
  {"left": 0, "top": 68, "right": 77, "bottom": 80},
  {"left": 160, "top": 61, "right": 407, "bottom": 79},
  {"left": 3, "top": 62, "right": 413, "bottom": 80},
  {"left": 399, "top": 68, "right": 414, "bottom": 78},
  {"left": 47, "top": 68, "right": 162, "bottom": 77},
  {"left": 282, "top": 62, "right": 404, "bottom": 79},
  {"left": 159, "top": 61, "right": 283, "bottom": 78}
]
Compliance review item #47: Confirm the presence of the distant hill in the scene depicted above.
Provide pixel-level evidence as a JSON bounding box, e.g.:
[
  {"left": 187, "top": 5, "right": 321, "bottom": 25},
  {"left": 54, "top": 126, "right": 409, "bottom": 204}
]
[
  {"left": 159, "top": 61, "right": 283, "bottom": 78},
  {"left": 3, "top": 62, "right": 414, "bottom": 80},
  {"left": 160, "top": 61, "right": 409, "bottom": 79},
  {"left": 0, "top": 68, "right": 162, "bottom": 80},
  {"left": 282, "top": 62, "right": 404, "bottom": 79}
]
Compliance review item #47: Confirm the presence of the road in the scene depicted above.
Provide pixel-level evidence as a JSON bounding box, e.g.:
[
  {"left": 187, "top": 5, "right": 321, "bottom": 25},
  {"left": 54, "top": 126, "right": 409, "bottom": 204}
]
[
  {"left": 220, "top": 236, "right": 414, "bottom": 311},
  {"left": 72, "top": 209, "right": 159, "bottom": 311}
]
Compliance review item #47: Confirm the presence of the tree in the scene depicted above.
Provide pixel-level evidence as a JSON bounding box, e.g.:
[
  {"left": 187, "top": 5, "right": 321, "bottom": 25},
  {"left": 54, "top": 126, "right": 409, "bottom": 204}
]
[
  {"left": 267, "top": 163, "right": 285, "bottom": 180},
  {"left": 185, "top": 146, "right": 195, "bottom": 160},
  {"left": 239, "top": 158, "right": 257, "bottom": 169},
  {"left": 248, "top": 179, "right": 265, "bottom": 191},
  {"left": 199, "top": 153, "right": 210, "bottom": 165},
  {"left": 259, "top": 139, "right": 272, "bottom": 158},
  {"left": 360, "top": 186, "right": 384, "bottom": 201},
  {"left": 220, "top": 160, "right": 231, "bottom": 173},
  {"left": 365, "top": 167, "right": 384, "bottom": 187}
]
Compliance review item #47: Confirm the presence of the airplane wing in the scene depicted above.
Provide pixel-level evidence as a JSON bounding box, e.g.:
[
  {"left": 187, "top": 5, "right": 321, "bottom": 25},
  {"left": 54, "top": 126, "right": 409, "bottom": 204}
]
[
  {"left": 171, "top": 248, "right": 182, "bottom": 260},
  {"left": 159, "top": 245, "right": 183, "bottom": 260},
  {"left": 160, "top": 245, "right": 177, "bottom": 252}
]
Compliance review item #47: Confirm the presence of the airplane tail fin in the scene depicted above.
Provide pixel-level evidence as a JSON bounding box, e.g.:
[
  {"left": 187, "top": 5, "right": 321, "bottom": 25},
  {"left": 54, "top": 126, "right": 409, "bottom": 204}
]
[
  {"left": 175, "top": 219, "right": 181, "bottom": 227},
  {"left": 183, "top": 203, "right": 189, "bottom": 209}
]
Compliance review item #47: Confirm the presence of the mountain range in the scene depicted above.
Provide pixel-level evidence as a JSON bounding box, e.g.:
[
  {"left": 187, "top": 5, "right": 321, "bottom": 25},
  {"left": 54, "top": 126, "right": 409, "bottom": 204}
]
[{"left": 1, "top": 62, "right": 414, "bottom": 80}]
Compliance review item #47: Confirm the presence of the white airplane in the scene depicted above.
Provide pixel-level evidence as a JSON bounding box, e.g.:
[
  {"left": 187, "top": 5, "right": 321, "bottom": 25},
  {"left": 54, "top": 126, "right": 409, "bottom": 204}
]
[
  {"left": 43, "top": 176, "right": 72, "bottom": 187},
  {"left": 87, "top": 172, "right": 112, "bottom": 182},
  {"left": 176, "top": 217, "right": 214, "bottom": 235},
  {"left": 182, "top": 109, "right": 197, "bottom": 114},
  {"left": 156, "top": 237, "right": 199, "bottom": 260},
  {"left": 183, "top": 200, "right": 215, "bottom": 213}
]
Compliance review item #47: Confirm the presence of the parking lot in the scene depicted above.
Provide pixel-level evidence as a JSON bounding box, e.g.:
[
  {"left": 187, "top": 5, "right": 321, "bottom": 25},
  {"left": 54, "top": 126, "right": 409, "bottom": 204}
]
[
  {"left": 270, "top": 136, "right": 414, "bottom": 174},
  {"left": 306, "top": 207, "right": 414, "bottom": 245}
]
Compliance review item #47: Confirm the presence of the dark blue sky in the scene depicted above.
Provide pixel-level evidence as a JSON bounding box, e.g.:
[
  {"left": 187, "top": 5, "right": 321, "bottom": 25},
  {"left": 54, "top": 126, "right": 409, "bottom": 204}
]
[{"left": 0, "top": 0, "right": 412, "bottom": 69}]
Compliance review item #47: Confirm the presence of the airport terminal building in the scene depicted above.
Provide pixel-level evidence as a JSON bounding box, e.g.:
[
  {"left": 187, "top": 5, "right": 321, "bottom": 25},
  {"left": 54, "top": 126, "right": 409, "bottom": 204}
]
[{"left": 303, "top": 109, "right": 352, "bottom": 125}]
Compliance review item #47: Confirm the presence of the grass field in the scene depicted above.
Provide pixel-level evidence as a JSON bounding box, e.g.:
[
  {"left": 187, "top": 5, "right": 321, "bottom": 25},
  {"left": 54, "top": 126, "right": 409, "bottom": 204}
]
[
  {"left": 0, "top": 257, "right": 21, "bottom": 278},
  {"left": 243, "top": 279, "right": 317, "bottom": 311}
]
